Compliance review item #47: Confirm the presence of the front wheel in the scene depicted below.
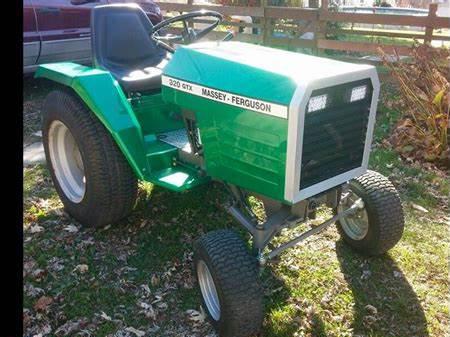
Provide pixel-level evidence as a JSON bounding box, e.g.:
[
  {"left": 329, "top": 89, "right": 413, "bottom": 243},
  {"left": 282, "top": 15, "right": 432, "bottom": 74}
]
[
  {"left": 193, "top": 229, "right": 264, "bottom": 337},
  {"left": 42, "top": 88, "right": 138, "bottom": 227},
  {"left": 336, "top": 170, "right": 405, "bottom": 256}
]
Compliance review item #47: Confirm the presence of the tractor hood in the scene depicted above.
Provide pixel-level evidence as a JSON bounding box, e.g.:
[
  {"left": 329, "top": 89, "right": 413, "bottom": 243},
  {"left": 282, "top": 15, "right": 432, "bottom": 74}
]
[
  {"left": 162, "top": 41, "right": 377, "bottom": 119},
  {"left": 161, "top": 41, "right": 380, "bottom": 204}
]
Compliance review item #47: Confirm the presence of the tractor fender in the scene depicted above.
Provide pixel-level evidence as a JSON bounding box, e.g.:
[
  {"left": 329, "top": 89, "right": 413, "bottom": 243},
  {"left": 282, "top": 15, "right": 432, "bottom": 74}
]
[{"left": 35, "top": 62, "right": 150, "bottom": 180}]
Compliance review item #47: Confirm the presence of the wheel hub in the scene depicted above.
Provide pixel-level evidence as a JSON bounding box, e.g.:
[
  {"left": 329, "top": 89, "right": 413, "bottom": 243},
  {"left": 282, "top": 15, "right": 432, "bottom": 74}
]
[
  {"left": 338, "top": 190, "right": 369, "bottom": 240},
  {"left": 48, "top": 121, "right": 86, "bottom": 203},
  {"left": 197, "top": 260, "right": 220, "bottom": 321}
]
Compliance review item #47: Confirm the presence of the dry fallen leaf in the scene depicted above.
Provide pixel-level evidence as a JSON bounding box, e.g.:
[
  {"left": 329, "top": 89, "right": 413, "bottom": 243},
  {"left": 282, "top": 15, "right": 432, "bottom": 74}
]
[
  {"left": 141, "top": 284, "right": 151, "bottom": 295},
  {"left": 100, "top": 311, "right": 112, "bottom": 321},
  {"left": 152, "top": 295, "right": 163, "bottom": 304},
  {"left": 361, "top": 270, "right": 372, "bottom": 280},
  {"left": 24, "top": 260, "right": 37, "bottom": 275},
  {"left": 30, "top": 224, "right": 44, "bottom": 233},
  {"left": 23, "top": 309, "right": 31, "bottom": 329},
  {"left": 365, "top": 304, "right": 378, "bottom": 315},
  {"left": 55, "top": 318, "right": 87, "bottom": 336},
  {"left": 151, "top": 274, "right": 160, "bottom": 287},
  {"left": 411, "top": 203, "right": 429, "bottom": 213},
  {"left": 25, "top": 283, "right": 45, "bottom": 298},
  {"left": 35, "top": 323, "right": 52, "bottom": 336},
  {"left": 32, "top": 268, "right": 47, "bottom": 281},
  {"left": 64, "top": 224, "right": 79, "bottom": 233},
  {"left": 139, "top": 301, "right": 157, "bottom": 320},
  {"left": 34, "top": 296, "right": 53, "bottom": 312},
  {"left": 125, "top": 326, "right": 145, "bottom": 337},
  {"left": 186, "top": 308, "right": 206, "bottom": 324},
  {"left": 363, "top": 314, "right": 377, "bottom": 326},
  {"left": 156, "top": 302, "right": 168, "bottom": 311},
  {"left": 73, "top": 264, "right": 89, "bottom": 274}
]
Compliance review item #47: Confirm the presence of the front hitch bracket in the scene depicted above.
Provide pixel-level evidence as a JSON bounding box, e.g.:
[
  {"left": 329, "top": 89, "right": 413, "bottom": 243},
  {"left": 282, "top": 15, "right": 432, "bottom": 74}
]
[{"left": 224, "top": 184, "right": 364, "bottom": 266}]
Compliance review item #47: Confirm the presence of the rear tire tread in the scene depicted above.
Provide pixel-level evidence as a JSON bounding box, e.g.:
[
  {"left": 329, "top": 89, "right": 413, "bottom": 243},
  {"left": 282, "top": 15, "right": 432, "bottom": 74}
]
[{"left": 42, "top": 88, "right": 137, "bottom": 227}]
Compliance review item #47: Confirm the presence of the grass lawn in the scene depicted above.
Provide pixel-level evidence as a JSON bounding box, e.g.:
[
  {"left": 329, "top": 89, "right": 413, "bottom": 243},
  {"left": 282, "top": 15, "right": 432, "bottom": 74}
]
[{"left": 23, "top": 77, "right": 449, "bottom": 337}]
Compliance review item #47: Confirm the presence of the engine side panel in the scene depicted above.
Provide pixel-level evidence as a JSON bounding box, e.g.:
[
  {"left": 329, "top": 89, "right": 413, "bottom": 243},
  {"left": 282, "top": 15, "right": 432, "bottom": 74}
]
[
  {"left": 163, "top": 86, "right": 288, "bottom": 200},
  {"left": 161, "top": 45, "right": 298, "bottom": 201}
]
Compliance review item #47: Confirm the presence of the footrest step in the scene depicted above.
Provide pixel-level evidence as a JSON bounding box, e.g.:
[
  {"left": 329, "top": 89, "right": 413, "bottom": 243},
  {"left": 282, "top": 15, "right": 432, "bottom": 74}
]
[
  {"left": 158, "top": 129, "right": 191, "bottom": 153},
  {"left": 148, "top": 167, "right": 209, "bottom": 192}
]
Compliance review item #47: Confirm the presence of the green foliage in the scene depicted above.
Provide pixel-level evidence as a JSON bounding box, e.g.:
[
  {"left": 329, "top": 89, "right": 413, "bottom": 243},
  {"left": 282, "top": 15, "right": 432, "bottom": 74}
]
[
  {"left": 379, "top": 44, "right": 450, "bottom": 168},
  {"left": 215, "top": 0, "right": 304, "bottom": 7},
  {"left": 325, "top": 0, "right": 344, "bottom": 41},
  {"left": 373, "top": 0, "right": 392, "bottom": 7}
]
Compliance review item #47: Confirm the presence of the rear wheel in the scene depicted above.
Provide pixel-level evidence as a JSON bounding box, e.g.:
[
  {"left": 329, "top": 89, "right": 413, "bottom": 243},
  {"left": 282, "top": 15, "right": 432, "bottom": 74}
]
[
  {"left": 193, "top": 229, "right": 264, "bottom": 337},
  {"left": 42, "top": 88, "right": 138, "bottom": 227},
  {"left": 336, "top": 170, "right": 404, "bottom": 256}
]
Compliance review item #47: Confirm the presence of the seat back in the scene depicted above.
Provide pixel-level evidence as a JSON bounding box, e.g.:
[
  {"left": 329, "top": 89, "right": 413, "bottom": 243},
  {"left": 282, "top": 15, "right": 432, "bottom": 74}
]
[{"left": 91, "top": 4, "right": 166, "bottom": 75}]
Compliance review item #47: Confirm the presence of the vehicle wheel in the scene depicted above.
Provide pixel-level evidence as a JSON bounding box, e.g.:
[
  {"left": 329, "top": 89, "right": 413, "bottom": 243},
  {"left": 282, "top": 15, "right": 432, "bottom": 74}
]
[
  {"left": 42, "top": 88, "right": 138, "bottom": 227},
  {"left": 193, "top": 229, "right": 264, "bottom": 337},
  {"left": 336, "top": 170, "right": 404, "bottom": 256}
]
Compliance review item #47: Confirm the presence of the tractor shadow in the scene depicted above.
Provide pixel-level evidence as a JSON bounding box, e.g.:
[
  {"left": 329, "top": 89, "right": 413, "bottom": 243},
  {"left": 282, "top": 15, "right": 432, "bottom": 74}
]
[
  {"left": 335, "top": 240, "right": 429, "bottom": 337},
  {"left": 261, "top": 240, "right": 428, "bottom": 337},
  {"left": 261, "top": 259, "right": 328, "bottom": 337}
]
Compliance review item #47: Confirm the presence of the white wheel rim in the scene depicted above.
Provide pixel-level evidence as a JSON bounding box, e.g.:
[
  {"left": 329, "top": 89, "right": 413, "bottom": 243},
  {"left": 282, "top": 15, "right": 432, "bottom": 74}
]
[
  {"left": 338, "top": 190, "right": 369, "bottom": 240},
  {"left": 197, "top": 260, "right": 221, "bottom": 321},
  {"left": 48, "top": 121, "right": 86, "bottom": 203}
]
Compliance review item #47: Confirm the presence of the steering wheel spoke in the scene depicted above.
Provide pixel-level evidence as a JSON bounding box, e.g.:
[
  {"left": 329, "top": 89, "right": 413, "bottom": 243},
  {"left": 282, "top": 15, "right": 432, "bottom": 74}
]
[
  {"left": 157, "top": 33, "right": 184, "bottom": 42},
  {"left": 151, "top": 10, "right": 223, "bottom": 53}
]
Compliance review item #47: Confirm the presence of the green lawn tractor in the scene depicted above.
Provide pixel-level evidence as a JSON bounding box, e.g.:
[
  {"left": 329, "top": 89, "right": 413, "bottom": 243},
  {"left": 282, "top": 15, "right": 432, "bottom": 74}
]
[{"left": 36, "top": 4, "right": 405, "bottom": 337}]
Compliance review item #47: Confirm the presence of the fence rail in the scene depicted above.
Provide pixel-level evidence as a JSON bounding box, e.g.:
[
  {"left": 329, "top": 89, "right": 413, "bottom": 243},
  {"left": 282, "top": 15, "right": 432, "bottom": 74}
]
[{"left": 156, "top": 1, "right": 450, "bottom": 57}]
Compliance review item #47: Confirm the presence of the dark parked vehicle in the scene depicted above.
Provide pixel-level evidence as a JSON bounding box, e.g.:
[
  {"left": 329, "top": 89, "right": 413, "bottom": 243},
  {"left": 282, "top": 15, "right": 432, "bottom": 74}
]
[{"left": 23, "top": 0, "right": 163, "bottom": 73}]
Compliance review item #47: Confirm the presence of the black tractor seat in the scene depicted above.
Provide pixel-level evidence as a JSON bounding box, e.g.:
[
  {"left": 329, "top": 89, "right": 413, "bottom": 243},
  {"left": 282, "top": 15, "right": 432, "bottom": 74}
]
[{"left": 91, "top": 4, "right": 169, "bottom": 92}]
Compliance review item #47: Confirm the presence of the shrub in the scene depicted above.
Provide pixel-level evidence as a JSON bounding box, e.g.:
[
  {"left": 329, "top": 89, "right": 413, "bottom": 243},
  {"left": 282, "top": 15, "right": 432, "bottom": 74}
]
[
  {"left": 379, "top": 44, "right": 450, "bottom": 168},
  {"left": 216, "top": 0, "right": 259, "bottom": 6},
  {"left": 325, "top": 0, "right": 344, "bottom": 41}
]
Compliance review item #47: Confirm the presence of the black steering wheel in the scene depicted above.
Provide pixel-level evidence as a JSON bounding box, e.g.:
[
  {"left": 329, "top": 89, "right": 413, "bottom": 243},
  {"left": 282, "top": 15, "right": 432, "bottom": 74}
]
[{"left": 151, "top": 10, "right": 223, "bottom": 53}]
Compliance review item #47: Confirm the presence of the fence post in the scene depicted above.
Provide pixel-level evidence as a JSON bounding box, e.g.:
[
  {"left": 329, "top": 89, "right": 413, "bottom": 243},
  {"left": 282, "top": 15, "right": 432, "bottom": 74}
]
[
  {"left": 187, "top": 0, "right": 194, "bottom": 28},
  {"left": 315, "top": 0, "right": 328, "bottom": 55},
  {"left": 261, "top": 0, "right": 268, "bottom": 45},
  {"left": 424, "top": 3, "right": 437, "bottom": 45}
]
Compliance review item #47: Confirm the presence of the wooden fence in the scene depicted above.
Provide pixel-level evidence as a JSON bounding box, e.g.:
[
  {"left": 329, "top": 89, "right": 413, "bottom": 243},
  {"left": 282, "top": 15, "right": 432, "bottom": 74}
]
[{"left": 156, "top": 0, "right": 450, "bottom": 57}]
